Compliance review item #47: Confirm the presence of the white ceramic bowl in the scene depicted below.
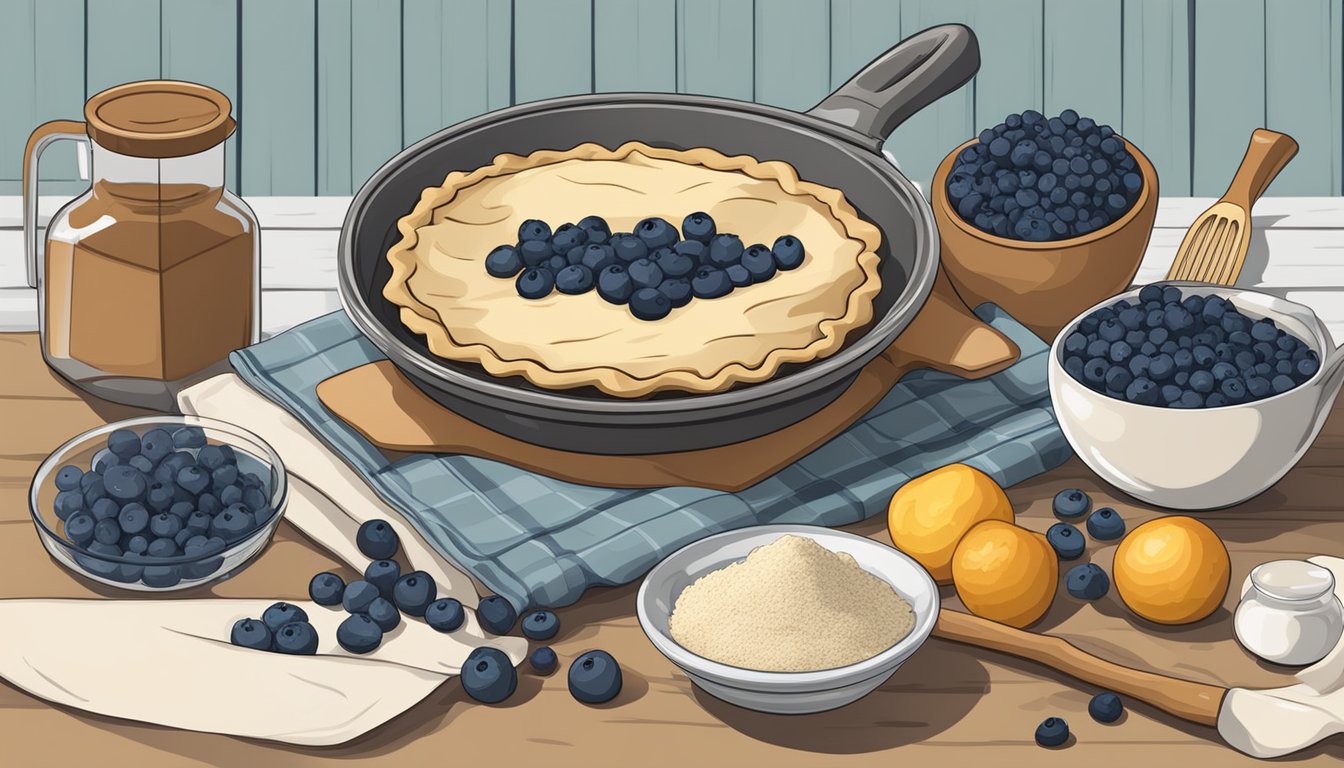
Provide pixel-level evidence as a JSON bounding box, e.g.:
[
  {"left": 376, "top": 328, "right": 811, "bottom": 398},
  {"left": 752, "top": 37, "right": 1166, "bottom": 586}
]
[
  {"left": 636, "top": 524, "right": 939, "bottom": 714},
  {"left": 1049, "top": 283, "right": 1344, "bottom": 510}
]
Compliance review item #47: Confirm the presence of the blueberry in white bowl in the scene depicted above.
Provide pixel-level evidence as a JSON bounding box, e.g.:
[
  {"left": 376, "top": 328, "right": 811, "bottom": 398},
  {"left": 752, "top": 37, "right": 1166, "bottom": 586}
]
[{"left": 29, "top": 416, "right": 288, "bottom": 591}]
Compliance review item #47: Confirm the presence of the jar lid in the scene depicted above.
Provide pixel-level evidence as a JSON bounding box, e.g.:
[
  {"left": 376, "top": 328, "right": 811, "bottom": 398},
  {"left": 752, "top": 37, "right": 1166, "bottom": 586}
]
[
  {"left": 85, "top": 80, "right": 236, "bottom": 158},
  {"left": 1250, "top": 560, "right": 1335, "bottom": 602}
]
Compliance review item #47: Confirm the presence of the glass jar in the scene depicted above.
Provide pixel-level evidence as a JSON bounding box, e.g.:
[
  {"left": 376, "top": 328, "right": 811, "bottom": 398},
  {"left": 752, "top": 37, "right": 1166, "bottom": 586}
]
[
  {"left": 1234, "top": 559, "right": 1344, "bottom": 666},
  {"left": 24, "top": 81, "right": 259, "bottom": 411}
]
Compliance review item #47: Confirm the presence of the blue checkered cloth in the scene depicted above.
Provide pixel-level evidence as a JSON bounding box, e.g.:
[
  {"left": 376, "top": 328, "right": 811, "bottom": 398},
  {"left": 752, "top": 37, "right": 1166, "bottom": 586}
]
[{"left": 229, "top": 305, "right": 1070, "bottom": 611}]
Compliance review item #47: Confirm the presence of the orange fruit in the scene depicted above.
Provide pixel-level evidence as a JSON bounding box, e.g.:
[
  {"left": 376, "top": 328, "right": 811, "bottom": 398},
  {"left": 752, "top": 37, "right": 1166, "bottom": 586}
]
[
  {"left": 1114, "top": 516, "right": 1230, "bottom": 625},
  {"left": 887, "top": 464, "right": 1014, "bottom": 584},
  {"left": 951, "top": 520, "right": 1057, "bottom": 628}
]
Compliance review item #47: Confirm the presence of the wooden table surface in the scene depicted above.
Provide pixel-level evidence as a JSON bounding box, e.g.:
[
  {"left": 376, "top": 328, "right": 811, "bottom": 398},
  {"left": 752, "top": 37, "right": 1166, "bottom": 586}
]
[{"left": 1, "top": 196, "right": 1343, "bottom": 766}]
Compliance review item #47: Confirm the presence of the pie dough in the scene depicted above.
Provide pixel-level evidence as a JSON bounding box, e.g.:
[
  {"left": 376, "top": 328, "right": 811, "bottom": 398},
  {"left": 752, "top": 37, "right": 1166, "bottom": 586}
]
[{"left": 383, "top": 141, "right": 882, "bottom": 397}]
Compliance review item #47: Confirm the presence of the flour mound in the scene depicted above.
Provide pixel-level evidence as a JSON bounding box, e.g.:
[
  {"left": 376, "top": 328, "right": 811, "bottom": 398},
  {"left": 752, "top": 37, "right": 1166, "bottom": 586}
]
[{"left": 668, "top": 535, "right": 915, "bottom": 672}]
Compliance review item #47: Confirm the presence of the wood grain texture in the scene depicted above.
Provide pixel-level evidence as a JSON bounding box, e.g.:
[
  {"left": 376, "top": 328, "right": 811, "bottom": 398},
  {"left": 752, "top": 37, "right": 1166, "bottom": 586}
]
[
  {"left": 1193, "top": 0, "right": 1266, "bottom": 196},
  {"left": 161, "top": 0, "right": 240, "bottom": 190},
  {"left": 1123, "top": 0, "right": 1193, "bottom": 196},
  {"left": 239, "top": 0, "right": 316, "bottom": 195},
  {"left": 1264, "top": 0, "right": 1343, "bottom": 195},
  {"left": 594, "top": 0, "right": 677, "bottom": 92},
  {"left": 512, "top": 0, "right": 593, "bottom": 104}
]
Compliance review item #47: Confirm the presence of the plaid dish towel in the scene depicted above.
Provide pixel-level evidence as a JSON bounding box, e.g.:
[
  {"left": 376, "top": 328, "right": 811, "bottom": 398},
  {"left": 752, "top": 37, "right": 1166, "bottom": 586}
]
[{"left": 230, "top": 305, "right": 1070, "bottom": 611}]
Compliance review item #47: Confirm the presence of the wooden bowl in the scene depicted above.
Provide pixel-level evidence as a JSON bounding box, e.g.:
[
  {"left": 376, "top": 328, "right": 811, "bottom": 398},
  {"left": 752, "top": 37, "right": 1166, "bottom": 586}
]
[{"left": 932, "top": 137, "right": 1158, "bottom": 340}]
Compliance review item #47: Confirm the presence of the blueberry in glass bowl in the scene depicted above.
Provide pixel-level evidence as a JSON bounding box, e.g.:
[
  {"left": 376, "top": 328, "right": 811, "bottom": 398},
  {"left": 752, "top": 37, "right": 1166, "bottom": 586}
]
[
  {"left": 1049, "top": 283, "right": 1344, "bottom": 510},
  {"left": 29, "top": 415, "right": 287, "bottom": 591}
]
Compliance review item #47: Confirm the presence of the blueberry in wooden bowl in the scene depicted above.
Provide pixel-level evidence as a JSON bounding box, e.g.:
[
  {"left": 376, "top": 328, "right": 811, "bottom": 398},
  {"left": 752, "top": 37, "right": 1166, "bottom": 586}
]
[{"left": 932, "top": 109, "right": 1158, "bottom": 340}]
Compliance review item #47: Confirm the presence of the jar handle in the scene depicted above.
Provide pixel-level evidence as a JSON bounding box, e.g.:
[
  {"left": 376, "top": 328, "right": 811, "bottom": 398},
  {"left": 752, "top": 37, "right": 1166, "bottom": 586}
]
[{"left": 23, "top": 120, "right": 88, "bottom": 288}]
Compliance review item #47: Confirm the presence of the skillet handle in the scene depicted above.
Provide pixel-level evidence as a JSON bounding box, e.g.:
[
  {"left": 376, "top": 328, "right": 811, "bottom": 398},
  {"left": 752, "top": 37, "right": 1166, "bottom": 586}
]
[{"left": 808, "top": 24, "right": 979, "bottom": 144}]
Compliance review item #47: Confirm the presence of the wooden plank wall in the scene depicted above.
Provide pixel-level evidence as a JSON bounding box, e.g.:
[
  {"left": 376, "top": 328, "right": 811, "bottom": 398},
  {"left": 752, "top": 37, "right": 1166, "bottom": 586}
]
[{"left": 1, "top": 0, "right": 1341, "bottom": 197}]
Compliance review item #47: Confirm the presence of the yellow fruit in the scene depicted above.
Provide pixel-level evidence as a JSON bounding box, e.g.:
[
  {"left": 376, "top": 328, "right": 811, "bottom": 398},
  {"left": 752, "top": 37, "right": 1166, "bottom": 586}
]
[
  {"left": 951, "top": 520, "right": 1057, "bottom": 628},
  {"left": 887, "top": 464, "right": 1014, "bottom": 584},
  {"left": 1114, "top": 516, "right": 1230, "bottom": 625}
]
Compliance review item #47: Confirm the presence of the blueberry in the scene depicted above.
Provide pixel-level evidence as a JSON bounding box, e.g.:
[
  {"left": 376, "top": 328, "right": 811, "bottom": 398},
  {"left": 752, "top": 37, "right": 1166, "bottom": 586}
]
[
  {"left": 740, "top": 244, "right": 777, "bottom": 281},
  {"left": 577, "top": 215, "right": 610, "bottom": 244},
  {"left": 1173, "top": 390, "right": 1205, "bottom": 408},
  {"left": 1086, "top": 507, "right": 1125, "bottom": 540},
  {"left": 1097, "top": 319, "right": 1124, "bottom": 343},
  {"left": 1081, "top": 357, "right": 1108, "bottom": 388},
  {"left": 609, "top": 234, "right": 648, "bottom": 264},
  {"left": 522, "top": 610, "right": 560, "bottom": 640},
  {"left": 145, "top": 483, "right": 175, "bottom": 513},
  {"left": 174, "top": 528, "right": 197, "bottom": 548},
  {"left": 1090, "top": 692, "right": 1124, "bottom": 723},
  {"left": 629, "top": 288, "right": 671, "bottom": 321},
  {"left": 707, "top": 234, "right": 744, "bottom": 268},
  {"left": 1211, "top": 361, "right": 1239, "bottom": 382},
  {"left": 343, "top": 579, "right": 380, "bottom": 614},
  {"left": 117, "top": 502, "right": 150, "bottom": 536},
  {"left": 1046, "top": 523, "right": 1085, "bottom": 560},
  {"left": 149, "top": 511, "right": 183, "bottom": 540},
  {"left": 1126, "top": 354, "right": 1150, "bottom": 378},
  {"left": 530, "top": 646, "right": 559, "bottom": 676},
  {"left": 211, "top": 464, "right": 239, "bottom": 493},
  {"left": 569, "top": 649, "right": 622, "bottom": 704},
  {"left": 463, "top": 647, "right": 517, "bottom": 703},
  {"left": 309, "top": 572, "right": 346, "bottom": 606},
  {"left": 53, "top": 489, "right": 85, "bottom": 521},
  {"left": 726, "top": 263, "right": 753, "bottom": 287},
  {"left": 596, "top": 264, "right": 635, "bottom": 304},
  {"left": 576, "top": 243, "right": 616, "bottom": 273},
  {"left": 171, "top": 426, "right": 207, "bottom": 450},
  {"left": 103, "top": 465, "right": 147, "bottom": 503},
  {"left": 554, "top": 264, "right": 595, "bottom": 295},
  {"left": 185, "top": 510, "right": 211, "bottom": 534},
  {"left": 653, "top": 246, "right": 696, "bottom": 279},
  {"left": 1147, "top": 353, "right": 1174, "bottom": 381},
  {"left": 517, "top": 219, "right": 551, "bottom": 242},
  {"left": 364, "top": 559, "right": 402, "bottom": 599},
  {"left": 627, "top": 258, "right": 664, "bottom": 290},
  {"left": 230, "top": 618, "right": 273, "bottom": 651},
  {"left": 987, "top": 136, "right": 1011, "bottom": 158},
  {"left": 658, "top": 278, "right": 692, "bottom": 308},
  {"left": 196, "top": 444, "right": 234, "bottom": 471},
  {"left": 1066, "top": 563, "right": 1111, "bottom": 600},
  {"left": 425, "top": 598, "right": 466, "bottom": 633},
  {"left": 63, "top": 511, "right": 96, "bottom": 546},
  {"left": 140, "top": 564, "right": 182, "bottom": 588},
  {"left": 635, "top": 217, "right": 678, "bottom": 249},
  {"left": 1124, "top": 377, "right": 1159, "bottom": 405},
  {"left": 54, "top": 465, "right": 84, "bottom": 492},
  {"left": 336, "top": 613, "right": 383, "bottom": 654},
  {"left": 1103, "top": 366, "right": 1131, "bottom": 392},
  {"left": 1271, "top": 374, "right": 1297, "bottom": 394},
  {"left": 392, "top": 571, "right": 437, "bottom": 617},
  {"left": 356, "top": 519, "right": 400, "bottom": 560},
  {"left": 1087, "top": 338, "right": 1111, "bottom": 359},
  {"left": 691, "top": 266, "right": 733, "bottom": 299},
  {"left": 477, "top": 595, "right": 518, "bottom": 635},
  {"left": 485, "top": 245, "right": 524, "bottom": 278},
  {"left": 516, "top": 267, "right": 555, "bottom": 299},
  {"left": 678, "top": 212, "right": 717, "bottom": 244},
  {"left": 273, "top": 621, "right": 319, "bottom": 655},
  {"left": 1298, "top": 356, "right": 1320, "bottom": 379},
  {"left": 1048, "top": 489, "right": 1091, "bottom": 519},
  {"left": 107, "top": 429, "right": 142, "bottom": 460},
  {"left": 518, "top": 239, "right": 552, "bottom": 268},
  {"left": 1189, "top": 369, "right": 1215, "bottom": 394},
  {"left": 147, "top": 537, "right": 180, "bottom": 558},
  {"left": 1138, "top": 284, "right": 1163, "bottom": 303},
  {"left": 770, "top": 235, "right": 805, "bottom": 270},
  {"left": 1035, "top": 716, "right": 1069, "bottom": 747},
  {"left": 137, "top": 429, "right": 172, "bottom": 464},
  {"left": 366, "top": 597, "right": 401, "bottom": 632}
]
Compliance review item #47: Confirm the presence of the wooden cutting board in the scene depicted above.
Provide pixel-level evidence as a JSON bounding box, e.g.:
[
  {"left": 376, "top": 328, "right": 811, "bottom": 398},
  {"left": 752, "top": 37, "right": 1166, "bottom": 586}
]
[{"left": 317, "top": 266, "right": 1020, "bottom": 491}]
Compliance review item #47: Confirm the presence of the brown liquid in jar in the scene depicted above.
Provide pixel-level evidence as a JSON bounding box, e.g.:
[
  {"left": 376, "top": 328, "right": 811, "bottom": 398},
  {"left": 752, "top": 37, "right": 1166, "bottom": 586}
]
[{"left": 44, "top": 181, "right": 253, "bottom": 382}]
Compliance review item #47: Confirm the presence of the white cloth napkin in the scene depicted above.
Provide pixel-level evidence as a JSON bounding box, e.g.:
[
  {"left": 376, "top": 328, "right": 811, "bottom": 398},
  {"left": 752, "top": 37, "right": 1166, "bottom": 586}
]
[{"left": 0, "top": 373, "right": 526, "bottom": 746}]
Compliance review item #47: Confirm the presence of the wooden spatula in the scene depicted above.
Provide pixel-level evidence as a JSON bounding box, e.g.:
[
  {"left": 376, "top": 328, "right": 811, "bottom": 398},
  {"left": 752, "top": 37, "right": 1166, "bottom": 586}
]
[{"left": 1166, "top": 128, "right": 1297, "bottom": 285}]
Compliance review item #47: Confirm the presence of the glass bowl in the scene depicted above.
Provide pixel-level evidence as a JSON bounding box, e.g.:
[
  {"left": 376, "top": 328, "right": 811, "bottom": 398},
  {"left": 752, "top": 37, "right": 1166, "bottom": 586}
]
[{"left": 29, "top": 415, "right": 288, "bottom": 591}]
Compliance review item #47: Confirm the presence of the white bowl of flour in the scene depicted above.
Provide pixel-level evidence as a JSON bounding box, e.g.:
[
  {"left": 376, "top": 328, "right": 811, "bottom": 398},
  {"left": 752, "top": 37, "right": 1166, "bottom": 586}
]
[{"left": 637, "top": 525, "right": 939, "bottom": 714}]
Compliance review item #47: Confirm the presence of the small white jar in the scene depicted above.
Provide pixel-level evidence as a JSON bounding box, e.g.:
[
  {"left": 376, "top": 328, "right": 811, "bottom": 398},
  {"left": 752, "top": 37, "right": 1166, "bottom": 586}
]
[{"left": 1235, "top": 560, "right": 1344, "bottom": 666}]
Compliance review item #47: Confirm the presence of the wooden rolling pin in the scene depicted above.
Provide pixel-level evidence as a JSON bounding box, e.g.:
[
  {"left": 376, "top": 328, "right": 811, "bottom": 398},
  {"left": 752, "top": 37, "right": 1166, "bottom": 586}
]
[{"left": 933, "top": 609, "right": 1225, "bottom": 726}]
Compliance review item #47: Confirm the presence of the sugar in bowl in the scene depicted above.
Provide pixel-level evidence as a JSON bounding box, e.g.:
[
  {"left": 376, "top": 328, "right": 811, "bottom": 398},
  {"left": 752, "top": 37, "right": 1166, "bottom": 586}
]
[{"left": 1235, "top": 559, "right": 1344, "bottom": 666}]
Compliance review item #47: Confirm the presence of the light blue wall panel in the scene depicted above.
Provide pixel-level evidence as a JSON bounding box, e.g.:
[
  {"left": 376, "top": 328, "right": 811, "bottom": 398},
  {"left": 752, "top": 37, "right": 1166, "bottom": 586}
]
[
  {"left": 240, "top": 0, "right": 316, "bottom": 195},
  {"left": 595, "top": 0, "right": 677, "bottom": 93},
  {"left": 402, "top": 0, "right": 512, "bottom": 148},
  {"left": 677, "top": 0, "right": 754, "bottom": 100},
  {"left": 1265, "top": 0, "right": 1342, "bottom": 195},
  {"left": 971, "top": 1, "right": 1044, "bottom": 132},
  {"left": 316, "top": 0, "right": 353, "bottom": 195},
  {"left": 1193, "top": 0, "right": 1265, "bottom": 196},
  {"left": 513, "top": 0, "right": 593, "bottom": 104},
  {"left": 162, "top": 0, "right": 240, "bottom": 191},
  {"left": 1044, "top": 0, "right": 1123, "bottom": 129},
  {"left": 829, "top": 0, "right": 903, "bottom": 91},
  {"left": 1122, "top": 0, "right": 1192, "bottom": 196},
  {"left": 754, "top": 0, "right": 831, "bottom": 111},
  {"left": 350, "top": 0, "right": 402, "bottom": 189},
  {"left": 86, "top": 0, "right": 160, "bottom": 96}
]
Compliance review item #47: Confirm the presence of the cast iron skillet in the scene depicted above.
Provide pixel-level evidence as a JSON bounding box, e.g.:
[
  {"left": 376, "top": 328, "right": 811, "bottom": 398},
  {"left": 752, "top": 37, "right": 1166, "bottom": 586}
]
[{"left": 339, "top": 25, "right": 979, "bottom": 455}]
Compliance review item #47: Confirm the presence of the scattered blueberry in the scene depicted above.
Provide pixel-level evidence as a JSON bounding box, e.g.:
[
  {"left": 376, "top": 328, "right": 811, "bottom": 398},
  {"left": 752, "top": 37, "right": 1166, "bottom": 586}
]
[
  {"left": 1046, "top": 523, "right": 1085, "bottom": 560},
  {"left": 522, "top": 610, "right": 559, "bottom": 641},
  {"left": 462, "top": 647, "right": 517, "bottom": 703},
  {"left": 356, "top": 520, "right": 399, "bottom": 560},
  {"left": 1066, "top": 563, "right": 1111, "bottom": 600},
  {"left": 364, "top": 559, "right": 402, "bottom": 599},
  {"left": 1035, "top": 716, "right": 1069, "bottom": 747},
  {"left": 392, "top": 571, "right": 437, "bottom": 617},
  {"left": 366, "top": 597, "right": 402, "bottom": 632},
  {"left": 272, "top": 621, "right": 319, "bottom": 655},
  {"left": 262, "top": 602, "right": 309, "bottom": 633},
  {"left": 425, "top": 598, "right": 466, "bottom": 633},
  {"left": 343, "top": 579, "right": 381, "bottom": 614},
  {"left": 1089, "top": 692, "right": 1124, "bottom": 723},
  {"left": 309, "top": 572, "right": 346, "bottom": 606},
  {"left": 772, "top": 235, "right": 805, "bottom": 270},
  {"left": 1052, "top": 488, "right": 1091, "bottom": 519},
  {"left": 230, "top": 618, "right": 273, "bottom": 651},
  {"left": 478, "top": 595, "right": 518, "bottom": 635},
  {"left": 530, "top": 646, "right": 559, "bottom": 676},
  {"left": 1086, "top": 507, "right": 1125, "bottom": 540},
  {"left": 336, "top": 613, "right": 384, "bottom": 654},
  {"left": 568, "top": 650, "right": 622, "bottom": 704}
]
